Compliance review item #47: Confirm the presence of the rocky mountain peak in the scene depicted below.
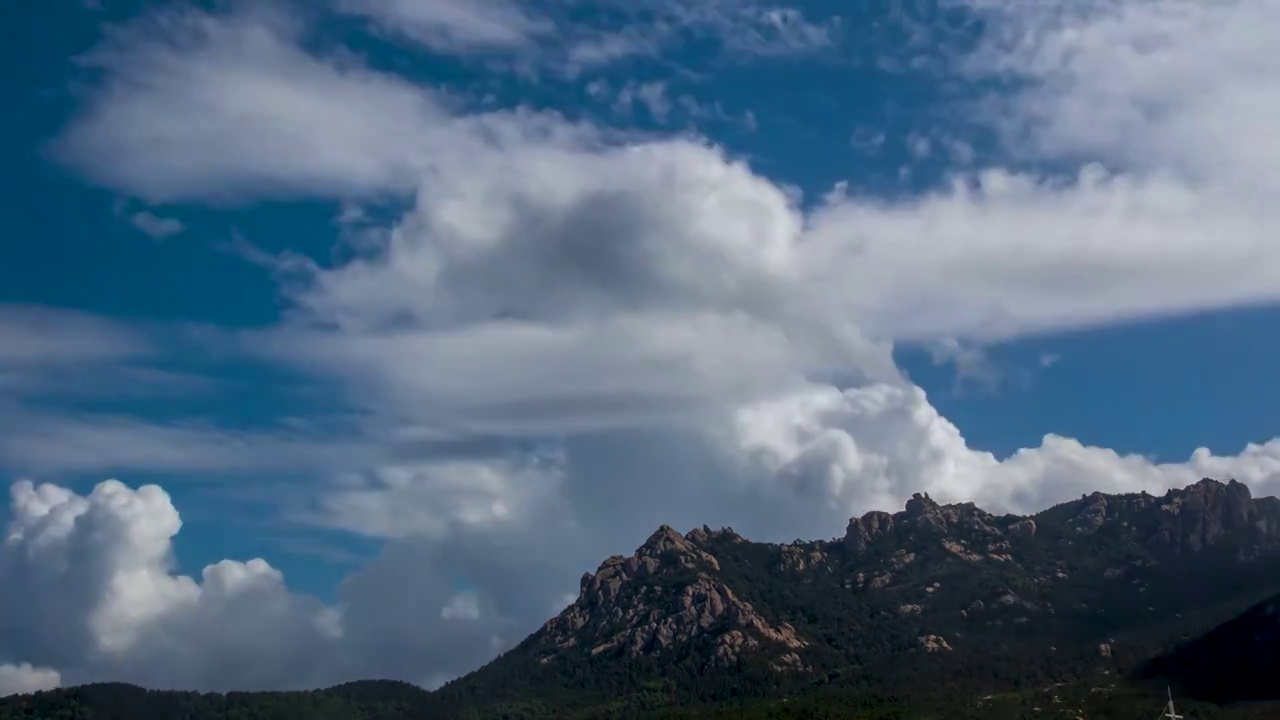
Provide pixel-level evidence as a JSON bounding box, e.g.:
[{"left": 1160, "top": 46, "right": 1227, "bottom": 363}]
[
  {"left": 684, "top": 524, "right": 744, "bottom": 547},
  {"left": 1051, "top": 478, "right": 1280, "bottom": 556},
  {"left": 632, "top": 523, "right": 722, "bottom": 572},
  {"left": 639, "top": 524, "right": 691, "bottom": 555},
  {"left": 844, "top": 492, "right": 1003, "bottom": 553},
  {"left": 1151, "top": 477, "right": 1273, "bottom": 554},
  {"left": 904, "top": 492, "right": 939, "bottom": 517},
  {"left": 844, "top": 510, "right": 895, "bottom": 552},
  {"left": 537, "top": 524, "right": 805, "bottom": 672},
  {"left": 1176, "top": 477, "right": 1253, "bottom": 516},
  {"left": 838, "top": 479, "right": 1280, "bottom": 570}
]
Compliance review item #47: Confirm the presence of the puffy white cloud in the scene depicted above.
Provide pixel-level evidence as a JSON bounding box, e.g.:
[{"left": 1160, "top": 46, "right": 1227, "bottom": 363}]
[
  {"left": 305, "top": 454, "right": 565, "bottom": 540},
  {"left": 0, "top": 479, "right": 341, "bottom": 691},
  {"left": 972, "top": 0, "right": 1280, "bottom": 194},
  {"left": 16, "top": 0, "right": 1280, "bottom": 695},
  {"left": 54, "top": 6, "right": 444, "bottom": 203},
  {"left": 735, "top": 382, "right": 1280, "bottom": 522},
  {"left": 0, "top": 663, "right": 60, "bottom": 698},
  {"left": 0, "top": 471, "right": 589, "bottom": 692}
]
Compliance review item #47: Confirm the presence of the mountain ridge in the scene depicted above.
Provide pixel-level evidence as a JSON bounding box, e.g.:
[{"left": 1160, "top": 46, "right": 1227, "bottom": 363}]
[
  {"left": 6, "top": 477, "right": 1280, "bottom": 719},
  {"left": 521, "top": 477, "right": 1280, "bottom": 670},
  {"left": 428, "top": 476, "right": 1280, "bottom": 717}
]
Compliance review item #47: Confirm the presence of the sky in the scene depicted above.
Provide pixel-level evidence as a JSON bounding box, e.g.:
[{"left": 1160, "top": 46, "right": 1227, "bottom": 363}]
[{"left": 3, "top": 0, "right": 1280, "bottom": 697}]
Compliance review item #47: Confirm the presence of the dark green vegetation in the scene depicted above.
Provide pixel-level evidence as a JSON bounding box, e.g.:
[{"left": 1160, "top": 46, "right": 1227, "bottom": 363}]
[
  {"left": 4, "top": 479, "right": 1280, "bottom": 719},
  {"left": 1145, "top": 592, "right": 1280, "bottom": 704}
]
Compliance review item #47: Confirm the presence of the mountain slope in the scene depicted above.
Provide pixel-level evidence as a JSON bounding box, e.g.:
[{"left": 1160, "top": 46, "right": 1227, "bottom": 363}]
[
  {"left": 1146, "top": 591, "right": 1280, "bottom": 703},
  {"left": 429, "top": 478, "right": 1280, "bottom": 717}
]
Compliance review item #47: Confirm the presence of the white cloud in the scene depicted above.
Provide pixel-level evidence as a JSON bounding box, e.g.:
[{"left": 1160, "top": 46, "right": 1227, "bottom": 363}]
[
  {"left": 0, "top": 306, "right": 148, "bottom": 365},
  {"left": 304, "top": 455, "right": 564, "bottom": 539},
  {"left": 54, "top": 6, "right": 444, "bottom": 203},
  {"left": 572, "top": 0, "right": 838, "bottom": 70},
  {"left": 440, "top": 592, "right": 482, "bottom": 620},
  {"left": 335, "top": 0, "right": 836, "bottom": 71},
  {"left": 129, "top": 211, "right": 184, "bottom": 239},
  {"left": 20, "top": 0, "right": 1280, "bottom": 694},
  {"left": 0, "top": 307, "right": 383, "bottom": 477},
  {"left": 0, "top": 663, "right": 60, "bottom": 697},
  {"left": 0, "top": 409, "right": 384, "bottom": 475},
  {"left": 924, "top": 337, "right": 1002, "bottom": 395},
  {"left": 0, "top": 479, "right": 337, "bottom": 690},
  {"left": 804, "top": 166, "right": 1278, "bottom": 341},
  {"left": 336, "top": 0, "right": 550, "bottom": 51},
  {"left": 56, "top": 1, "right": 1280, "bottom": 350},
  {"left": 611, "top": 81, "right": 673, "bottom": 123},
  {"left": 970, "top": 0, "right": 1280, "bottom": 195},
  {"left": 734, "top": 382, "right": 1280, "bottom": 524}
]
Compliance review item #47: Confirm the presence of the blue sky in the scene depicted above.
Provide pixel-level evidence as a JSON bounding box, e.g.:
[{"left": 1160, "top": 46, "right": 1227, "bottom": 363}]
[{"left": 3, "top": 0, "right": 1280, "bottom": 696}]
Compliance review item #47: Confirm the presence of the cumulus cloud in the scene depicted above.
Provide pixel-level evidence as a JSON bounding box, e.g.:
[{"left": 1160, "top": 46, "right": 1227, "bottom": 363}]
[
  {"left": 0, "top": 663, "right": 60, "bottom": 698},
  {"left": 0, "top": 476, "right": 590, "bottom": 690},
  {"left": 734, "top": 382, "right": 1280, "bottom": 524},
  {"left": 971, "top": 0, "right": 1280, "bottom": 194},
  {"left": 16, "top": 0, "right": 1280, "bottom": 695},
  {"left": 0, "top": 479, "right": 345, "bottom": 691}
]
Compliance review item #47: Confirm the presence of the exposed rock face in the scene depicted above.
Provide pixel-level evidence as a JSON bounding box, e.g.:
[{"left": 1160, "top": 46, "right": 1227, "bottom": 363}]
[
  {"left": 942, "top": 539, "right": 982, "bottom": 562},
  {"left": 1008, "top": 519, "right": 1037, "bottom": 537},
  {"left": 1073, "top": 493, "right": 1110, "bottom": 533},
  {"left": 1056, "top": 479, "right": 1280, "bottom": 557},
  {"left": 844, "top": 510, "right": 894, "bottom": 552},
  {"left": 844, "top": 495, "right": 1002, "bottom": 553},
  {"left": 918, "top": 635, "right": 953, "bottom": 652},
  {"left": 1151, "top": 479, "right": 1272, "bottom": 554},
  {"left": 538, "top": 524, "right": 806, "bottom": 671},
  {"left": 778, "top": 542, "right": 829, "bottom": 573},
  {"left": 846, "top": 479, "right": 1280, "bottom": 571}
]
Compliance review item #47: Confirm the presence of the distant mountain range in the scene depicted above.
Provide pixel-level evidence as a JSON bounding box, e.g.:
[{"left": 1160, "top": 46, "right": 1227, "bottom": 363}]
[{"left": 5, "top": 478, "right": 1280, "bottom": 719}]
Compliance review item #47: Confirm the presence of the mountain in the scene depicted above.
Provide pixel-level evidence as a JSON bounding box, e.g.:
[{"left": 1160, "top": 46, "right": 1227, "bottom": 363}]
[
  {"left": 5, "top": 478, "right": 1280, "bottom": 719},
  {"left": 1146, "top": 592, "right": 1280, "bottom": 704},
  {"left": 431, "top": 478, "right": 1280, "bottom": 718},
  {"left": 0, "top": 680, "right": 437, "bottom": 720}
]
